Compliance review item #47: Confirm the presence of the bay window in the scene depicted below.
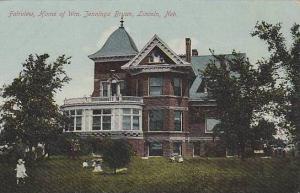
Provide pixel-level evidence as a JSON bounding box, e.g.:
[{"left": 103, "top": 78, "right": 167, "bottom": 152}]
[
  {"left": 174, "top": 111, "right": 182, "bottom": 131},
  {"left": 173, "top": 77, "right": 182, "bottom": 96},
  {"left": 149, "top": 110, "right": 164, "bottom": 131},
  {"left": 122, "top": 108, "right": 140, "bottom": 130},
  {"left": 66, "top": 109, "right": 82, "bottom": 131},
  {"left": 92, "top": 109, "right": 112, "bottom": 131},
  {"left": 149, "top": 77, "right": 163, "bottom": 96}
]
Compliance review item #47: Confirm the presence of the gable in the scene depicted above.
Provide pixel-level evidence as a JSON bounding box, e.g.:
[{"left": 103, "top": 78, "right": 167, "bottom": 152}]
[
  {"left": 122, "top": 34, "right": 191, "bottom": 69},
  {"left": 139, "top": 46, "right": 176, "bottom": 65}
]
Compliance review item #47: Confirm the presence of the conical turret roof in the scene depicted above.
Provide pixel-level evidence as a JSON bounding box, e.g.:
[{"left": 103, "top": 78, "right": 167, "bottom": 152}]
[{"left": 89, "top": 20, "right": 138, "bottom": 61}]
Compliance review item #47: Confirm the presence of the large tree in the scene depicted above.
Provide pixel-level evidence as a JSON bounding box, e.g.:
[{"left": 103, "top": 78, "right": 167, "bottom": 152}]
[
  {"left": 252, "top": 22, "right": 300, "bottom": 155},
  {"left": 203, "top": 51, "right": 281, "bottom": 159},
  {"left": 0, "top": 54, "right": 71, "bottom": 156}
]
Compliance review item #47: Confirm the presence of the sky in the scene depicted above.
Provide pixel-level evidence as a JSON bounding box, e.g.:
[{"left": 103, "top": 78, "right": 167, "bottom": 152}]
[{"left": 0, "top": 0, "right": 300, "bottom": 105}]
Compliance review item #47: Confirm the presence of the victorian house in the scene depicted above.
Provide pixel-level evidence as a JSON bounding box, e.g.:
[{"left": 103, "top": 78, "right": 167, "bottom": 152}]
[{"left": 61, "top": 19, "right": 224, "bottom": 157}]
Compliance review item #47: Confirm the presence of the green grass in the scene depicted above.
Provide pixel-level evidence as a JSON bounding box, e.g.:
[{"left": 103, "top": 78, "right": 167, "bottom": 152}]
[{"left": 0, "top": 156, "right": 299, "bottom": 193}]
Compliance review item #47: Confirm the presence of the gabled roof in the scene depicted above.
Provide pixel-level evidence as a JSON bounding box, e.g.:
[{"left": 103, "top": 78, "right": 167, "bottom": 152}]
[
  {"left": 189, "top": 53, "right": 246, "bottom": 100},
  {"left": 122, "top": 34, "right": 191, "bottom": 70},
  {"left": 88, "top": 26, "right": 138, "bottom": 61}
]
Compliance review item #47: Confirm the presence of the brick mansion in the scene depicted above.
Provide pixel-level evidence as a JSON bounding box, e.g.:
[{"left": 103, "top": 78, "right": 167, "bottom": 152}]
[{"left": 61, "top": 19, "right": 225, "bottom": 157}]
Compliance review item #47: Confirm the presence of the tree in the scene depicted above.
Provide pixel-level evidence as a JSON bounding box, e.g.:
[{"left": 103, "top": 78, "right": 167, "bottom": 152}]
[
  {"left": 203, "top": 50, "right": 281, "bottom": 159},
  {"left": 0, "top": 54, "right": 71, "bottom": 157},
  {"left": 252, "top": 22, "right": 300, "bottom": 155},
  {"left": 102, "top": 139, "right": 133, "bottom": 174}
]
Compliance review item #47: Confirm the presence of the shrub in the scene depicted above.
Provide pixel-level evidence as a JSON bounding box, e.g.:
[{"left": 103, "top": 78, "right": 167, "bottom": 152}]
[{"left": 102, "top": 138, "right": 133, "bottom": 174}]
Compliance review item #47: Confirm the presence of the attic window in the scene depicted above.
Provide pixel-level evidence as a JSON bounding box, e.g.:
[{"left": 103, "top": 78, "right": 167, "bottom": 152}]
[{"left": 148, "top": 51, "right": 165, "bottom": 63}]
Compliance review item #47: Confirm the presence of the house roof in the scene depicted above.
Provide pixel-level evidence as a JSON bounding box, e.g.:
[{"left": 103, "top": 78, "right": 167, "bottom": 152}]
[
  {"left": 88, "top": 25, "right": 138, "bottom": 61},
  {"left": 189, "top": 53, "right": 246, "bottom": 100},
  {"left": 122, "top": 34, "right": 191, "bottom": 70}
]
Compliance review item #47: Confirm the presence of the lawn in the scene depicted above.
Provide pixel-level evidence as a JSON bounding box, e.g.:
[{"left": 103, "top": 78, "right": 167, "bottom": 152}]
[{"left": 0, "top": 156, "right": 299, "bottom": 193}]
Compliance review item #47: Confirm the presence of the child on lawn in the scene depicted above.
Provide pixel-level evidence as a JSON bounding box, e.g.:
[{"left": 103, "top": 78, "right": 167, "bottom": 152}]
[{"left": 15, "top": 159, "right": 28, "bottom": 184}]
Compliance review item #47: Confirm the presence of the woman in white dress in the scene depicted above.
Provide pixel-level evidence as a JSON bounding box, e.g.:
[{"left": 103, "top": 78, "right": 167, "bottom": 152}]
[
  {"left": 92, "top": 161, "right": 103, "bottom": 173},
  {"left": 15, "top": 159, "right": 28, "bottom": 184}
]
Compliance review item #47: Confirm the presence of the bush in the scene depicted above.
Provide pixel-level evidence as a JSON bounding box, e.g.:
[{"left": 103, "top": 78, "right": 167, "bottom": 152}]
[{"left": 102, "top": 138, "right": 133, "bottom": 174}]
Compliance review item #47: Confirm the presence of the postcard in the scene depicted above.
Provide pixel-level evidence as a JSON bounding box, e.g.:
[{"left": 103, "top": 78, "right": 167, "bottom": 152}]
[{"left": 0, "top": 1, "right": 300, "bottom": 193}]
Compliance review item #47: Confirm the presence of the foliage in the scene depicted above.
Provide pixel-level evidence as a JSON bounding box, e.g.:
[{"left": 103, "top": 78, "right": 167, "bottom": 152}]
[
  {"left": 0, "top": 54, "right": 71, "bottom": 157},
  {"left": 101, "top": 138, "right": 133, "bottom": 174},
  {"left": 252, "top": 21, "right": 300, "bottom": 153},
  {"left": 203, "top": 51, "right": 281, "bottom": 159}
]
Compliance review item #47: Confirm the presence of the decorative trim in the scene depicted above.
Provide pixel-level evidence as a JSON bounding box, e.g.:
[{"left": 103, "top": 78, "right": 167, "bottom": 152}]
[
  {"left": 122, "top": 35, "right": 191, "bottom": 70},
  {"left": 90, "top": 55, "right": 136, "bottom": 63}
]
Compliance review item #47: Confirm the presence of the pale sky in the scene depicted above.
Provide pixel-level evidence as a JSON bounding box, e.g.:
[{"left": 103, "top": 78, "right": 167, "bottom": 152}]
[{"left": 0, "top": 0, "right": 300, "bottom": 105}]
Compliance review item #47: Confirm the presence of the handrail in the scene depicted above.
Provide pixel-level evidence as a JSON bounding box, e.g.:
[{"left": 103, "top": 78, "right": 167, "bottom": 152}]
[{"left": 64, "top": 96, "right": 143, "bottom": 105}]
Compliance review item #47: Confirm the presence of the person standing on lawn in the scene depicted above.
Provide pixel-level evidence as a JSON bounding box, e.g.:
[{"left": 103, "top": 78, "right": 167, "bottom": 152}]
[{"left": 15, "top": 159, "right": 28, "bottom": 184}]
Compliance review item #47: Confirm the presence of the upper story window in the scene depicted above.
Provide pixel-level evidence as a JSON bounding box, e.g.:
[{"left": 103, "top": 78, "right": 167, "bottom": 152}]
[
  {"left": 205, "top": 118, "right": 220, "bottom": 133},
  {"left": 122, "top": 108, "right": 140, "bottom": 130},
  {"left": 149, "top": 110, "right": 164, "bottom": 131},
  {"left": 65, "top": 109, "right": 82, "bottom": 131},
  {"left": 172, "top": 77, "right": 182, "bottom": 96},
  {"left": 100, "top": 80, "right": 126, "bottom": 97},
  {"left": 100, "top": 81, "right": 109, "bottom": 97},
  {"left": 174, "top": 111, "right": 182, "bottom": 131},
  {"left": 149, "top": 77, "right": 163, "bottom": 96},
  {"left": 92, "top": 109, "right": 112, "bottom": 131}
]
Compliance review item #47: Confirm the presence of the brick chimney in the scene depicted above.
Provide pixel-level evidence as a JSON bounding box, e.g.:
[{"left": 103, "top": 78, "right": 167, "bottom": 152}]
[
  {"left": 185, "top": 38, "right": 191, "bottom": 63},
  {"left": 192, "top": 49, "right": 198, "bottom": 56}
]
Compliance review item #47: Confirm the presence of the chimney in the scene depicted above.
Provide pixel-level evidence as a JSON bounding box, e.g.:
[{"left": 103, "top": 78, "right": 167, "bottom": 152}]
[
  {"left": 192, "top": 49, "right": 198, "bottom": 56},
  {"left": 185, "top": 38, "right": 191, "bottom": 63}
]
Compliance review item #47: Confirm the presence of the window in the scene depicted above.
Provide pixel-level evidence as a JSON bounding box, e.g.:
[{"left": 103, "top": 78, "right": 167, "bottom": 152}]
[
  {"left": 123, "top": 116, "right": 131, "bottom": 130},
  {"left": 66, "top": 109, "right": 82, "bottom": 131},
  {"left": 101, "top": 82, "right": 109, "bottom": 97},
  {"left": 120, "top": 81, "right": 126, "bottom": 95},
  {"left": 205, "top": 118, "right": 220, "bottom": 133},
  {"left": 149, "top": 110, "right": 164, "bottom": 131},
  {"left": 149, "top": 77, "right": 163, "bottom": 96},
  {"left": 149, "top": 55, "right": 154, "bottom": 63},
  {"left": 102, "top": 116, "right": 111, "bottom": 130},
  {"left": 122, "top": 108, "right": 140, "bottom": 130},
  {"left": 173, "top": 78, "right": 182, "bottom": 96},
  {"left": 92, "top": 109, "right": 112, "bottom": 131},
  {"left": 173, "top": 142, "right": 182, "bottom": 156},
  {"left": 174, "top": 111, "right": 182, "bottom": 131},
  {"left": 149, "top": 142, "right": 163, "bottom": 156}
]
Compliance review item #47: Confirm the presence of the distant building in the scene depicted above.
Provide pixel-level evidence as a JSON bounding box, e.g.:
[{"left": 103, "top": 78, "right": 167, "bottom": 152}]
[{"left": 61, "top": 19, "right": 231, "bottom": 157}]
